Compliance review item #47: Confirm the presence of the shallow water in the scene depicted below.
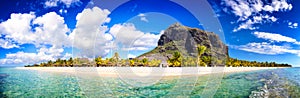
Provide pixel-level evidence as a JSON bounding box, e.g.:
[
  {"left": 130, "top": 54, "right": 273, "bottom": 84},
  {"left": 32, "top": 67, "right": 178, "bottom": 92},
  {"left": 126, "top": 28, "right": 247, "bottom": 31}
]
[{"left": 1, "top": 67, "right": 299, "bottom": 97}]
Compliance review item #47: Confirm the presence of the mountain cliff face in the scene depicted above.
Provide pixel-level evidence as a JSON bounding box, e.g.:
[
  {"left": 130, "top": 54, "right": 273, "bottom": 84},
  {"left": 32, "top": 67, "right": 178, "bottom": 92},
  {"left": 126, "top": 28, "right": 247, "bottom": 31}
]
[{"left": 139, "top": 23, "right": 228, "bottom": 64}]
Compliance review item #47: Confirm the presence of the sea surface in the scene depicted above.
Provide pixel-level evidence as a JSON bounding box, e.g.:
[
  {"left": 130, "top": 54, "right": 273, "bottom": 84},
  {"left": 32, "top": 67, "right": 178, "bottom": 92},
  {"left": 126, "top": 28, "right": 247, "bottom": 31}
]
[{"left": 0, "top": 67, "right": 300, "bottom": 98}]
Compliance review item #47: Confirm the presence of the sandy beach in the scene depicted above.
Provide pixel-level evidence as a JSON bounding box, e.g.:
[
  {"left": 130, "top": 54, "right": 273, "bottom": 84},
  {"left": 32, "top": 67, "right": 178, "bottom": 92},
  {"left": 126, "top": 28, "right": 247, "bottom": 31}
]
[{"left": 16, "top": 67, "right": 284, "bottom": 77}]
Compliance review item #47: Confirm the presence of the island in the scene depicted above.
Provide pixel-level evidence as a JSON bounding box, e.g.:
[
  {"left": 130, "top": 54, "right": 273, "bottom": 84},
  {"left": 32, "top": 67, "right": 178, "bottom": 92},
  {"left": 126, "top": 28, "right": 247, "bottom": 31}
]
[{"left": 24, "top": 23, "right": 292, "bottom": 68}]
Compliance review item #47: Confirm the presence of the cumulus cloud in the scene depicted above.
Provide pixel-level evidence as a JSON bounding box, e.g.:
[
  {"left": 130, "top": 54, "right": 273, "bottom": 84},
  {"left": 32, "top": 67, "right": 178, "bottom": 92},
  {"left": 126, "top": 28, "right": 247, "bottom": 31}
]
[
  {"left": 110, "top": 23, "right": 144, "bottom": 46},
  {"left": 70, "top": 7, "right": 112, "bottom": 58},
  {"left": 132, "top": 31, "right": 163, "bottom": 47},
  {"left": 0, "top": 12, "right": 70, "bottom": 49},
  {"left": 0, "top": 12, "right": 36, "bottom": 46},
  {"left": 232, "top": 42, "right": 300, "bottom": 56},
  {"left": 109, "top": 23, "right": 163, "bottom": 51},
  {"left": 0, "top": 46, "right": 69, "bottom": 65},
  {"left": 0, "top": 11, "right": 71, "bottom": 65},
  {"left": 33, "top": 12, "right": 71, "bottom": 48},
  {"left": 45, "top": 0, "right": 82, "bottom": 8},
  {"left": 222, "top": 0, "right": 292, "bottom": 32}
]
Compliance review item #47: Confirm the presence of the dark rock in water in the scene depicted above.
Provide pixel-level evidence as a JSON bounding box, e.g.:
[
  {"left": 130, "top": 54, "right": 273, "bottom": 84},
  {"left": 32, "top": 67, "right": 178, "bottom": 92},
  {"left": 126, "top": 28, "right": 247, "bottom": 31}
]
[{"left": 139, "top": 23, "right": 228, "bottom": 62}]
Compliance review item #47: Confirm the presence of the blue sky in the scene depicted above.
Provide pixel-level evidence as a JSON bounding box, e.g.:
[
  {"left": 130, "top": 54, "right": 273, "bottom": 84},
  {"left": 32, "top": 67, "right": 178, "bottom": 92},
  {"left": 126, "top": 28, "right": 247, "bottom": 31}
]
[{"left": 0, "top": 0, "right": 299, "bottom": 66}]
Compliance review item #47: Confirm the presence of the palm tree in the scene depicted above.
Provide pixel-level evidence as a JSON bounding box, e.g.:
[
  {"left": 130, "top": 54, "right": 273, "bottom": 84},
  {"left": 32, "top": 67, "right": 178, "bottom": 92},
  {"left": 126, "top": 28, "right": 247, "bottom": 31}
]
[
  {"left": 129, "top": 60, "right": 135, "bottom": 67},
  {"left": 167, "top": 51, "right": 182, "bottom": 67},
  {"left": 68, "top": 57, "right": 73, "bottom": 67},
  {"left": 174, "top": 51, "right": 182, "bottom": 67},
  {"left": 112, "top": 52, "right": 120, "bottom": 66},
  {"left": 197, "top": 45, "right": 207, "bottom": 67},
  {"left": 54, "top": 58, "right": 62, "bottom": 67},
  {"left": 201, "top": 56, "right": 211, "bottom": 67},
  {"left": 47, "top": 60, "right": 53, "bottom": 67},
  {"left": 142, "top": 58, "right": 149, "bottom": 66},
  {"left": 95, "top": 56, "right": 103, "bottom": 67}
]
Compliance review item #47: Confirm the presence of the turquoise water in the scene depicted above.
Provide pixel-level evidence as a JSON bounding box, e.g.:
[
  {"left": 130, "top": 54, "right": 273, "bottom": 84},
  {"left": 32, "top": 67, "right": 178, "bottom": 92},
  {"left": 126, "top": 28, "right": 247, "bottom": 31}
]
[{"left": 1, "top": 67, "right": 300, "bottom": 97}]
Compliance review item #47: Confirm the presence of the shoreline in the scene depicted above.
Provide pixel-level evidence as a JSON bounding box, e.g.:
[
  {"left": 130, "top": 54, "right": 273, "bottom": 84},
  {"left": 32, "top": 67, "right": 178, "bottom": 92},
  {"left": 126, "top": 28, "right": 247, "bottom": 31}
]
[{"left": 15, "top": 67, "right": 287, "bottom": 78}]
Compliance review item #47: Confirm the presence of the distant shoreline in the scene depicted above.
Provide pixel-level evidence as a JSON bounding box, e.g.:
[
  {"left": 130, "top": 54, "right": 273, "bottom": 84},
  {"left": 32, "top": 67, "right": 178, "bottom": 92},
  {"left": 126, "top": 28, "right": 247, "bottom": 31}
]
[{"left": 16, "top": 67, "right": 286, "bottom": 77}]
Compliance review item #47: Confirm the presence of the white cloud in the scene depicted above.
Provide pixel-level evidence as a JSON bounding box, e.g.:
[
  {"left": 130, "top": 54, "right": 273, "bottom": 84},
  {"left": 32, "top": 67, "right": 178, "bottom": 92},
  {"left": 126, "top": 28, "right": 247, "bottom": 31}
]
[
  {"left": 138, "top": 13, "right": 146, "bottom": 17},
  {"left": 288, "top": 22, "right": 298, "bottom": 29},
  {"left": 233, "top": 42, "right": 288, "bottom": 55},
  {"left": 233, "top": 31, "right": 300, "bottom": 56},
  {"left": 233, "top": 19, "right": 257, "bottom": 32},
  {"left": 0, "top": 39, "right": 19, "bottom": 49},
  {"left": 140, "top": 17, "right": 148, "bottom": 22},
  {"left": 59, "top": 9, "right": 68, "bottom": 14},
  {"left": 109, "top": 23, "right": 163, "bottom": 51},
  {"left": 263, "top": 5, "right": 273, "bottom": 12},
  {"left": 0, "top": 12, "right": 70, "bottom": 49},
  {"left": 127, "top": 54, "right": 136, "bottom": 58},
  {"left": 222, "top": 0, "right": 251, "bottom": 21},
  {"left": 40, "top": 46, "right": 64, "bottom": 57},
  {"left": 232, "top": 42, "right": 300, "bottom": 56},
  {"left": 0, "top": 46, "right": 69, "bottom": 65},
  {"left": 233, "top": 15, "right": 277, "bottom": 32},
  {"left": 104, "top": 33, "right": 113, "bottom": 41},
  {"left": 60, "top": 0, "right": 81, "bottom": 7},
  {"left": 268, "top": 0, "right": 293, "bottom": 12},
  {"left": 253, "top": 31, "right": 298, "bottom": 43},
  {"left": 138, "top": 13, "right": 148, "bottom": 22},
  {"left": 70, "top": 7, "right": 112, "bottom": 58},
  {"left": 0, "top": 12, "right": 36, "bottom": 46},
  {"left": 123, "top": 47, "right": 149, "bottom": 51},
  {"left": 294, "top": 23, "right": 298, "bottom": 27},
  {"left": 62, "top": 53, "right": 72, "bottom": 60},
  {"left": 0, "top": 11, "right": 71, "bottom": 65},
  {"left": 132, "top": 30, "right": 164, "bottom": 47},
  {"left": 45, "top": 0, "right": 58, "bottom": 7},
  {"left": 223, "top": 0, "right": 292, "bottom": 20},
  {"left": 33, "top": 12, "right": 71, "bottom": 48},
  {"left": 110, "top": 23, "right": 144, "bottom": 46},
  {"left": 222, "top": 0, "right": 292, "bottom": 32},
  {"left": 45, "top": 0, "right": 81, "bottom": 8}
]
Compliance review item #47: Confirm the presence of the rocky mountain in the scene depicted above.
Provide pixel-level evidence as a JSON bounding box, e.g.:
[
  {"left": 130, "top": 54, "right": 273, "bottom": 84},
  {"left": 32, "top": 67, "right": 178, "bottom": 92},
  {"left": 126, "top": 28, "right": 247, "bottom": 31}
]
[{"left": 138, "top": 23, "right": 228, "bottom": 64}]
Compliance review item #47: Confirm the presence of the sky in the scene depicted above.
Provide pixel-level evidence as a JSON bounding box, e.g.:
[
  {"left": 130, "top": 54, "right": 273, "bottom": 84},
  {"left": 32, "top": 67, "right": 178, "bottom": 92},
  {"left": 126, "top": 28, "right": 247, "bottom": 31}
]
[{"left": 0, "top": 0, "right": 299, "bottom": 66}]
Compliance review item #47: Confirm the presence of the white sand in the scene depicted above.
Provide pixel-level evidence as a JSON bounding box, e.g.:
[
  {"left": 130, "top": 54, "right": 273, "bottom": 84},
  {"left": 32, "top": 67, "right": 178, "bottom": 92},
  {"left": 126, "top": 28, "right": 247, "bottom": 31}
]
[{"left": 16, "top": 67, "right": 284, "bottom": 77}]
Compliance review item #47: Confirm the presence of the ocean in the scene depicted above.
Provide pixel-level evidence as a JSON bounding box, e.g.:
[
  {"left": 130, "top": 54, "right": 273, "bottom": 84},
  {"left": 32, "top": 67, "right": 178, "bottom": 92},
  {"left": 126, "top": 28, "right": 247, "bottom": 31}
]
[{"left": 0, "top": 67, "right": 299, "bottom": 97}]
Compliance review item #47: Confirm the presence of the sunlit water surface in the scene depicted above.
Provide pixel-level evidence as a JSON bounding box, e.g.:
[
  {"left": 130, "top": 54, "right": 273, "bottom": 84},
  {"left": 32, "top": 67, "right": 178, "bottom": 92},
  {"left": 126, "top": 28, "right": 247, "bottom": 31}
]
[{"left": 0, "top": 67, "right": 299, "bottom": 97}]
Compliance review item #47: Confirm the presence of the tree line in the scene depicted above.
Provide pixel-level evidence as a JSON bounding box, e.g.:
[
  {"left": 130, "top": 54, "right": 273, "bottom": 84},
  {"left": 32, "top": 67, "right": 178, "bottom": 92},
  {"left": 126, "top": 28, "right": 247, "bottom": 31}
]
[{"left": 24, "top": 52, "right": 162, "bottom": 67}]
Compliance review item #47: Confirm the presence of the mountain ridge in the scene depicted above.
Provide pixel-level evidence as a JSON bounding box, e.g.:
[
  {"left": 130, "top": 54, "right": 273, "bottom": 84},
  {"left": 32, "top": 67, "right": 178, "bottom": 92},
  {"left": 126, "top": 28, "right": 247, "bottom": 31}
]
[{"left": 138, "top": 23, "right": 228, "bottom": 66}]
